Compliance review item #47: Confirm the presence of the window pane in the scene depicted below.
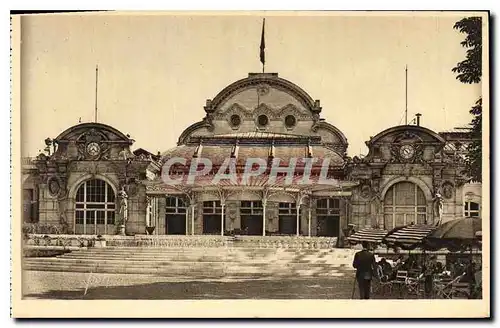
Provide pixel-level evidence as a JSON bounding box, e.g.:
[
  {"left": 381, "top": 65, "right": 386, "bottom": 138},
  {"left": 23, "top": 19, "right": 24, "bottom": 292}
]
[
  {"left": 96, "top": 211, "right": 105, "bottom": 224},
  {"left": 395, "top": 182, "right": 415, "bottom": 205},
  {"left": 470, "top": 212, "right": 479, "bottom": 217},
  {"left": 331, "top": 198, "right": 340, "bottom": 209},
  {"left": 417, "top": 206, "right": 427, "bottom": 213},
  {"left": 76, "top": 186, "right": 85, "bottom": 202},
  {"left": 167, "top": 197, "right": 177, "bottom": 207},
  {"left": 417, "top": 214, "right": 427, "bottom": 225},
  {"left": 395, "top": 213, "right": 405, "bottom": 227},
  {"left": 178, "top": 198, "right": 186, "bottom": 208},
  {"left": 107, "top": 185, "right": 115, "bottom": 202},
  {"left": 384, "top": 188, "right": 393, "bottom": 205},
  {"left": 107, "top": 211, "right": 115, "bottom": 224},
  {"left": 316, "top": 209, "right": 327, "bottom": 215},
  {"left": 86, "top": 211, "right": 95, "bottom": 224},
  {"left": 470, "top": 202, "right": 479, "bottom": 210},
  {"left": 384, "top": 214, "right": 394, "bottom": 230},
  {"left": 87, "top": 203, "right": 106, "bottom": 209},
  {"left": 317, "top": 199, "right": 328, "bottom": 208},
  {"left": 417, "top": 188, "right": 426, "bottom": 205}
]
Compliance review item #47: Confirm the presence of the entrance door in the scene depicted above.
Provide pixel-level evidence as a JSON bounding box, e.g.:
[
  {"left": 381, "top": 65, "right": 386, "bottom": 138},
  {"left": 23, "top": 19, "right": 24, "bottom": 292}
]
[
  {"left": 203, "top": 214, "right": 222, "bottom": 234},
  {"left": 241, "top": 215, "right": 263, "bottom": 235},
  {"left": 278, "top": 215, "right": 297, "bottom": 235},
  {"left": 317, "top": 216, "right": 340, "bottom": 237},
  {"left": 278, "top": 202, "right": 299, "bottom": 235},
  {"left": 240, "top": 201, "right": 263, "bottom": 235},
  {"left": 166, "top": 214, "right": 186, "bottom": 235}
]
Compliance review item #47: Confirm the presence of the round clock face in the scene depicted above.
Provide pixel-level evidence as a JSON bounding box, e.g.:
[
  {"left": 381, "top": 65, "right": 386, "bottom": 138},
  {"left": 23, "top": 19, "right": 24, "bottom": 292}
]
[
  {"left": 86, "top": 142, "right": 101, "bottom": 156},
  {"left": 399, "top": 144, "right": 415, "bottom": 159}
]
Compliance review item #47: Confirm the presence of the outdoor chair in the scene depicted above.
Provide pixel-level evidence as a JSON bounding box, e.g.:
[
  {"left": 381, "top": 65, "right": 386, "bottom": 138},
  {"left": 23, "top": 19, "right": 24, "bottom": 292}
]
[
  {"left": 372, "top": 275, "right": 394, "bottom": 296},
  {"left": 451, "top": 281, "right": 470, "bottom": 299},
  {"left": 434, "top": 273, "right": 466, "bottom": 299},
  {"left": 391, "top": 270, "right": 409, "bottom": 297},
  {"left": 405, "top": 273, "right": 424, "bottom": 297}
]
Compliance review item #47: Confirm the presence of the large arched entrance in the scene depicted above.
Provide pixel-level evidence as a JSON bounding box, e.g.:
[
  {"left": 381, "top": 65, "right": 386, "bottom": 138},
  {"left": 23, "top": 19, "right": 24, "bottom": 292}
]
[
  {"left": 383, "top": 181, "right": 428, "bottom": 230},
  {"left": 74, "top": 179, "right": 116, "bottom": 235}
]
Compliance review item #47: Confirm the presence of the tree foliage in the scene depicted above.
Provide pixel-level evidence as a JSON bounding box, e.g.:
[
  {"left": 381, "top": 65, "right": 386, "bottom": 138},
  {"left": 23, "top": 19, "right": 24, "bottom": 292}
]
[
  {"left": 452, "top": 17, "right": 482, "bottom": 182},
  {"left": 452, "top": 17, "right": 482, "bottom": 84}
]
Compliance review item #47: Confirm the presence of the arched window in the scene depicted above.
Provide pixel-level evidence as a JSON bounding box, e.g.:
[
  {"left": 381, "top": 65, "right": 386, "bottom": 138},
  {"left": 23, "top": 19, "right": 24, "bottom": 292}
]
[
  {"left": 383, "top": 182, "right": 427, "bottom": 230},
  {"left": 75, "top": 179, "right": 115, "bottom": 234}
]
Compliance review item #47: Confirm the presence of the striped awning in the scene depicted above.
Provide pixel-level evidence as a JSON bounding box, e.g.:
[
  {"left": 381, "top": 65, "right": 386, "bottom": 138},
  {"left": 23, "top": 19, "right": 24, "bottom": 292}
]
[
  {"left": 347, "top": 228, "right": 388, "bottom": 245},
  {"left": 383, "top": 224, "right": 436, "bottom": 249}
]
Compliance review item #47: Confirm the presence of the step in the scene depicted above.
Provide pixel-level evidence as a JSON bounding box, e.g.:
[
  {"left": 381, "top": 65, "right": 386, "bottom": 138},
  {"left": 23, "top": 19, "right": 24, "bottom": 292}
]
[
  {"left": 22, "top": 264, "right": 226, "bottom": 277},
  {"left": 22, "top": 263, "right": 352, "bottom": 277}
]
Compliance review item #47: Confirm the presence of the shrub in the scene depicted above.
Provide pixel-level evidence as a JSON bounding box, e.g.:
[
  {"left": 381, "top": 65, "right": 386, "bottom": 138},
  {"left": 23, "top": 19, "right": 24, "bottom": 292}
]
[{"left": 22, "top": 223, "right": 70, "bottom": 235}]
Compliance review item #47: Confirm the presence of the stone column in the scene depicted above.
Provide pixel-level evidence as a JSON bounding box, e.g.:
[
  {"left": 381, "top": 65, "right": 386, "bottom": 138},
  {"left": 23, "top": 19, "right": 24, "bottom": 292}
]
[
  {"left": 262, "top": 198, "right": 267, "bottom": 236},
  {"left": 221, "top": 202, "right": 225, "bottom": 236},
  {"left": 308, "top": 206, "right": 312, "bottom": 237},
  {"left": 191, "top": 204, "right": 195, "bottom": 235},
  {"left": 296, "top": 204, "right": 301, "bottom": 236}
]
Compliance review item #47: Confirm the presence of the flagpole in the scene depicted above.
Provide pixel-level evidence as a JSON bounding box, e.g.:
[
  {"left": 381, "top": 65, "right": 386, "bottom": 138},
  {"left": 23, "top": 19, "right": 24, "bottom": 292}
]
[
  {"left": 260, "top": 18, "right": 265, "bottom": 74},
  {"left": 95, "top": 65, "right": 99, "bottom": 123}
]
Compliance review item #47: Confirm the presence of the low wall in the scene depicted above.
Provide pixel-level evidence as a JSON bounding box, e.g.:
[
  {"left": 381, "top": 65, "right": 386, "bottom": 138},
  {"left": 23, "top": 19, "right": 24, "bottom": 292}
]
[{"left": 22, "top": 234, "right": 342, "bottom": 249}]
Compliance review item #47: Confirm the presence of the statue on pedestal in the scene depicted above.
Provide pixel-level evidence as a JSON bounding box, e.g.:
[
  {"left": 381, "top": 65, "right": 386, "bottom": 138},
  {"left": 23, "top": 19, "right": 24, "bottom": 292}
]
[
  {"left": 432, "top": 193, "right": 444, "bottom": 226},
  {"left": 118, "top": 186, "right": 128, "bottom": 235}
]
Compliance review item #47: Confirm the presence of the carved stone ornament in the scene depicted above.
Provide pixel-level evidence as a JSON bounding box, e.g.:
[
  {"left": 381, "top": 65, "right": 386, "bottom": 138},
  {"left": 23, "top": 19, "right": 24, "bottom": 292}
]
[
  {"left": 227, "top": 202, "right": 238, "bottom": 221},
  {"left": 360, "top": 184, "right": 371, "bottom": 199},
  {"left": 76, "top": 128, "right": 110, "bottom": 160},
  {"left": 256, "top": 84, "right": 270, "bottom": 96},
  {"left": 47, "top": 176, "right": 66, "bottom": 198},
  {"left": 441, "top": 181, "right": 454, "bottom": 199}
]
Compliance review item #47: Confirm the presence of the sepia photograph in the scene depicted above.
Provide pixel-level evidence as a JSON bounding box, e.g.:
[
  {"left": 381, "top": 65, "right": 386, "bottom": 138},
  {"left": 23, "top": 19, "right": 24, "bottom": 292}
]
[{"left": 10, "top": 10, "right": 490, "bottom": 318}]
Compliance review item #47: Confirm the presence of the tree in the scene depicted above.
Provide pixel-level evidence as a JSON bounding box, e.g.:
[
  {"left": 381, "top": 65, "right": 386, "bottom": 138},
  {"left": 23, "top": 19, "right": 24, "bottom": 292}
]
[{"left": 452, "top": 17, "right": 482, "bottom": 182}]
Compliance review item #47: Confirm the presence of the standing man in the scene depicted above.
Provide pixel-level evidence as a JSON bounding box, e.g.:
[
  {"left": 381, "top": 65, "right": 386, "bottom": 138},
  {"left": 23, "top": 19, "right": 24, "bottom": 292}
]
[{"left": 352, "top": 241, "right": 378, "bottom": 299}]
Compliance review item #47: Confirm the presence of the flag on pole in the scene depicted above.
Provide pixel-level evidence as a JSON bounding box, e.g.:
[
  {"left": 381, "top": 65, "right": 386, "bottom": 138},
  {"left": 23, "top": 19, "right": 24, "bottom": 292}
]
[{"left": 260, "top": 18, "right": 265, "bottom": 66}]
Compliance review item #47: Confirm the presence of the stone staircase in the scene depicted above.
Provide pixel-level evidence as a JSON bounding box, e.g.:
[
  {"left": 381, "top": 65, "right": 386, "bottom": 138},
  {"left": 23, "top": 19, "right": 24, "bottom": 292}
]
[{"left": 23, "top": 247, "right": 357, "bottom": 279}]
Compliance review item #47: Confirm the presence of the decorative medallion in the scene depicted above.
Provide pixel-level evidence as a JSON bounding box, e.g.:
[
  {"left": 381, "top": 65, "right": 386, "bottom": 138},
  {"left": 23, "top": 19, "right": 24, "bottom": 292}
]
[
  {"left": 284, "top": 115, "right": 297, "bottom": 128},
  {"left": 360, "top": 184, "right": 371, "bottom": 199},
  {"left": 229, "top": 114, "right": 241, "bottom": 128},
  {"left": 441, "top": 182, "right": 454, "bottom": 199},
  {"left": 48, "top": 177, "right": 60, "bottom": 196},
  {"left": 47, "top": 176, "right": 66, "bottom": 198},
  {"left": 257, "top": 114, "right": 269, "bottom": 127},
  {"left": 256, "top": 84, "right": 270, "bottom": 96}
]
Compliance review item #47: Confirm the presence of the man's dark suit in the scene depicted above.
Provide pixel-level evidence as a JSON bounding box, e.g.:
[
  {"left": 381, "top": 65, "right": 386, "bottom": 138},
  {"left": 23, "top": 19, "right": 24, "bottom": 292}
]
[{"left": 352, "top": 249, "right": 377, "bottom": 299}]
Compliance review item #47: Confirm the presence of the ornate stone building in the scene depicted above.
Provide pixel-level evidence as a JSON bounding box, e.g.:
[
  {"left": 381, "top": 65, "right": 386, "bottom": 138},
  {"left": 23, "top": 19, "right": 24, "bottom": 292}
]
[{"left": 22, "top": 72, "right": 477, "bottom": 239}]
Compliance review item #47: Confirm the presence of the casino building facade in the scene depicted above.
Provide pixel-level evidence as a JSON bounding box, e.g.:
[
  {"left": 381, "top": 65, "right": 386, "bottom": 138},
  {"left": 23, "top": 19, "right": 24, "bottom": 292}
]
[{"left": 21, "top": 72, "right": 479, "bottom": 240}]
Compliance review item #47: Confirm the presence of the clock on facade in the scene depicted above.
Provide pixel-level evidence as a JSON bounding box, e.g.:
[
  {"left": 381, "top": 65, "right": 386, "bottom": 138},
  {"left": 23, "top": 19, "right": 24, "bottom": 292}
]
[
  {"left": 86, "top": 142, "right": 101, "bottom": 157},
  {"left": 399, "top": 144, "right": 415, "bottom": 159}
]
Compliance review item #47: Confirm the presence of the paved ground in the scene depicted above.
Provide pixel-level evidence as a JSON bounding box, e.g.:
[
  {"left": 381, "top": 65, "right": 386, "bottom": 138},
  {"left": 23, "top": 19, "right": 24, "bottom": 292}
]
[{"left": 22, "top": 270, "right": 363, "bottom": 300}]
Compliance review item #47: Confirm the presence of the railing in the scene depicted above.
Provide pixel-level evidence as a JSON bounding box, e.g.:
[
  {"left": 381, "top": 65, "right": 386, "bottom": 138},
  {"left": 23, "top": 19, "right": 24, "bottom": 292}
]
[{"left": 22, "top": 233, "right": 341, "bottom": 249}]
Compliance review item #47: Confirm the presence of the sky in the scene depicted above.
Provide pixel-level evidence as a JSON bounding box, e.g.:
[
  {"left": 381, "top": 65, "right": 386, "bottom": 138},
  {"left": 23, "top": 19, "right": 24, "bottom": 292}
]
[{"left": 19, "top": 12, "right": 482, "bottom": 157}]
